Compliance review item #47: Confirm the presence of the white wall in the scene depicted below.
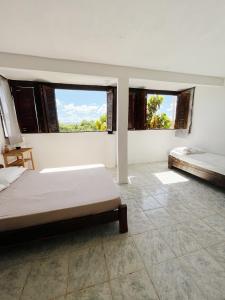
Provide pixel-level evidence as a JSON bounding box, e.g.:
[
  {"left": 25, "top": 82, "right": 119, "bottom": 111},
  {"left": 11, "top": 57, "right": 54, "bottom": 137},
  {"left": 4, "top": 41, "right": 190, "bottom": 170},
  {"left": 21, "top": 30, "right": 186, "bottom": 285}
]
[
  {"left": 23, "top": 132, "right": 116, "bottom": 169},
  {"left": 128, "top": 130, "right": 187, "bottom": 164},
  {"left": 17, "top": 130, "right": 186, "bottom": 170},
  {"left": 0, "top": 85, "right": 224, "bottom": 169},
  {"left": 187, "top": 86, "right": 225, "bottom": 155}
]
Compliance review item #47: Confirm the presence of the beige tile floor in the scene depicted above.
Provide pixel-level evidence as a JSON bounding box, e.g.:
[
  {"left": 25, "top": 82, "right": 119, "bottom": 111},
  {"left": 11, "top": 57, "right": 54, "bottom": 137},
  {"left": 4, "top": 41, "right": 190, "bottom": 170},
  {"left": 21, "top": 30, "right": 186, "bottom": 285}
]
[{"left": 1, "top": 162, "right": 225, "bottom": 300}]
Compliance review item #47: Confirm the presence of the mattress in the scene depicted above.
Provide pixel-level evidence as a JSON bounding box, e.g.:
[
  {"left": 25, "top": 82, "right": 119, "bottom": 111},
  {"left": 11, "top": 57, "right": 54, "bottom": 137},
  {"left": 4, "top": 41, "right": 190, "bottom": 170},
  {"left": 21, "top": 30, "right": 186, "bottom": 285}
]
[
  {"left": 0, "top": 165, "right": 121, "bottom": 232},
  {"left": 170, "top": 152, "right": 225, "bottom": 176}
]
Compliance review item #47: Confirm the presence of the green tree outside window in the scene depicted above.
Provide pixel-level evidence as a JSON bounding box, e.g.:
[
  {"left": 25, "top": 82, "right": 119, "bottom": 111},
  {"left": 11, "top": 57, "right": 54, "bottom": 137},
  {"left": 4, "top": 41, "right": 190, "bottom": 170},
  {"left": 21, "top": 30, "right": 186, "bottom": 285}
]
[{"left": 146, "top": 95, "right": 172, "bottom": 129}]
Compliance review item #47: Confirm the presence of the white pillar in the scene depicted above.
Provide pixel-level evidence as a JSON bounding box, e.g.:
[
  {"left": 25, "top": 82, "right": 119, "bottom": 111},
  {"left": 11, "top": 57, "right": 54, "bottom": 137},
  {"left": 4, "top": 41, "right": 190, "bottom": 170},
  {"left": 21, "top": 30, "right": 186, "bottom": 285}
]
[{"left": 117, "top": 77, "right": 129, "bottom": 184}]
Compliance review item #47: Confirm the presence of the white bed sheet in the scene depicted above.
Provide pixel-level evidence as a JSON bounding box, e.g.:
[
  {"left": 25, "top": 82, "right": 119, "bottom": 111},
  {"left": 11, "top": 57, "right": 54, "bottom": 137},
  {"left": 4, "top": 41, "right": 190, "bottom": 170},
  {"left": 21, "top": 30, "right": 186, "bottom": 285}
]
[
  {"left": 0, "top": 165, "right": 121, "bottom": 232},
  {"left": 170, "top": 152, "right": 225, "bottom": 176}
]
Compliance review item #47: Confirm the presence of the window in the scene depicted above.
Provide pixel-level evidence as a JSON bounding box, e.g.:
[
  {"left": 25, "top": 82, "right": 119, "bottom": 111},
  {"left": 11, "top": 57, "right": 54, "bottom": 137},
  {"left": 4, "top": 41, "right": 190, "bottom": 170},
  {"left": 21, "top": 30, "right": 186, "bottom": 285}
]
[
  {"left": 10, "top": 81, "right": 116, "bottom": 134},
  {"left": 10, "top": 80, "right": 194, "bottom": 135},
  {"left": 128, "top": 88, "right": 195, "bottom": 132},
  {"left": 146, "top": 93, "right": 177, "bottom": 129},
  {"left": 55, "top": 89, "right": 107, "bottom": 132}
]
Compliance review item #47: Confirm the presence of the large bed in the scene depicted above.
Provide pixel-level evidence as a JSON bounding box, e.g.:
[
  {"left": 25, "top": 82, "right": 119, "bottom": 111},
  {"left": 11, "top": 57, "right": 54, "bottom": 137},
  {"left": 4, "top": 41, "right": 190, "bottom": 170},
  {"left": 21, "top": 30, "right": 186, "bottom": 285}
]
[
  {"left": 168, "top": 148, "right": 225, "bottom": 188},
  {"left": 0, "top": 165, "right": 128, "bottom": 245}
]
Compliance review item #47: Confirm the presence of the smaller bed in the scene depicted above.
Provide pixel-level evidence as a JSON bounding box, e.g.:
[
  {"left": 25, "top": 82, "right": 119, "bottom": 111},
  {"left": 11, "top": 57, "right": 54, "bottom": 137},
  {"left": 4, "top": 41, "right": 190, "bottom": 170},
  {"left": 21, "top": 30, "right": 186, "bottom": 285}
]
[
  {"left": 168, "top": 148, "right": 225, "bottom": 189},
  {"left": 0, "top": 164, "right": 128, "bottom": 245}
]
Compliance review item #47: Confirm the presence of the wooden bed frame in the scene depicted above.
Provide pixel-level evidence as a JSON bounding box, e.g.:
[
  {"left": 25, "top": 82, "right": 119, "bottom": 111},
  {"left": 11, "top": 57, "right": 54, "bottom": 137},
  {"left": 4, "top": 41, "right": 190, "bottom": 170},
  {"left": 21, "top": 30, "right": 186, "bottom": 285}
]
[
  {"left": 0, "top": 204, "right": 128, "bottom": 246},
  {"left": 0, "top": 164, "right": 128, "bottom": 246},
  {"left": 168, "top": 155, "right": 225, "bottom": 189}
]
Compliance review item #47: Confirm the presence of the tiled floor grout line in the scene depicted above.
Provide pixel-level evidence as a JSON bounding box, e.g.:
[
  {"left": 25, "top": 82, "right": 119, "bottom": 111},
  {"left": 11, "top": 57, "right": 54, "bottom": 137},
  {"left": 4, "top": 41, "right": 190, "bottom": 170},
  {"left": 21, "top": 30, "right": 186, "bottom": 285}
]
[
  {"left": 18, "top": 262, "right": 33, "bottom": 300},
  {"left": 175, "top": 254, "right": 209, "bottom": 298},
  {"left": 127, "top": 197, "right": 225, "bottom": 254},
  {"left": 65, "top": 250, "right": 71, "bottom": 297},
  {"left": 176, "top": 244, "right": 225, "bottom": 299},
  {"left": 64, "top": 241, "right": 110, "bottom": 298},
  {"left": 141, "top": 198, "right": 225, "bottom": 237},
  {"left": 157, "top": 226, "right": 201, "bottom": 258},
  {"left": 64, "top": 279, "right": 111, "bottom": 298},
  {"left": 140, "top": 237, "right": 225, "bottom": 270},
  {"left": 128, "top": 211, "right": 225, "bottom": 269},
  {"left": 157, "top": 216, "right": 225, "bottom": 262},
  {"left": 131, "top": 235, "right": 161, "bottom": 300},
  {"left": 102, "top": 239, "right": 114, "bottom": 300},
  {"left": 196, "top": 213, "right": 225, "bottom": 239}
]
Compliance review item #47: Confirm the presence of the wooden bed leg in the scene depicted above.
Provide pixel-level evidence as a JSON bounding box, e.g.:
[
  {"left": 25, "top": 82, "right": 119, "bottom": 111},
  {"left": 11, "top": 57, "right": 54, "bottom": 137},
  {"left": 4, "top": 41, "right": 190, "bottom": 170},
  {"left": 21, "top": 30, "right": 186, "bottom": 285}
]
[
  {"left": 118, "top": 204, "right": 128, "bottom": 233},
  {"left": 168, "top": 155, "right": 173, "bottom": 169}
]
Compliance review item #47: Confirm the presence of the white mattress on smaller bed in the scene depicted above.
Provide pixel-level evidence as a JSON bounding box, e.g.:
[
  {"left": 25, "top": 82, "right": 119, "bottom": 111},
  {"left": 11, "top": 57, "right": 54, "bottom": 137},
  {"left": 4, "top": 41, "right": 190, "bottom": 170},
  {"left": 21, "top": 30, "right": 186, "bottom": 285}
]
[
  {"left": 170, "top": 152, "right": 225, "bottom": 176},
  {"left": 0, "top": 165, "right": 121, "bottom": 232}
]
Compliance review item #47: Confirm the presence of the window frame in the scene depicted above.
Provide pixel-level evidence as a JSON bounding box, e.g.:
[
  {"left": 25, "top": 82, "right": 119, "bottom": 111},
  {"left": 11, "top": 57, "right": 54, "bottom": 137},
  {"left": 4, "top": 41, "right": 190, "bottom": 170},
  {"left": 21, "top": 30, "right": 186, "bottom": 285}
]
[
  {"left": 129, "top": 88, "right": 179, "bottom": 131},
  {"left": 9, "top": 80, "right": 116, "bottom": 134},
  {"left": 53, "top": 83, "right": 111, "bottom": 133}
]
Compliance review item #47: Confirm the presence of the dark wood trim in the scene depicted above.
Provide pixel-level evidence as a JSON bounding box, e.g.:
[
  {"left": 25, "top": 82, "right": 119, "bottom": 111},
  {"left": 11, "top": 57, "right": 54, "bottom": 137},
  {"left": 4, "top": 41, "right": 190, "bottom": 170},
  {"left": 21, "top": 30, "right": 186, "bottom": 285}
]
[
  {"left": 9, "top": 80, "right": 37, "bottom": 88},
  {"left": 11, "top": 81, "right": 178, "bottom": 94},
  {"left": 168, "top": 155, "right": 225, "bottom": 189},
  {"left": 0, "top": 204, "right": 128, "bottom": 246},
  {"left": 177, "top": 87, "right": 196, "bottom": 94},
  {"left": 130, "top": 87, "right": 178, "bottom": 96},
  {"left": 118, "top": 204, "right": 128, "bottom": 233},
  {"left": 168, "top": 155, "right": 174, "bottom": 169},
  {"left": 51, "top": 83, "right": 113, "bottom": 91},
  {"left": 9, "top": 80, "right": 113, "bottom": 92}
]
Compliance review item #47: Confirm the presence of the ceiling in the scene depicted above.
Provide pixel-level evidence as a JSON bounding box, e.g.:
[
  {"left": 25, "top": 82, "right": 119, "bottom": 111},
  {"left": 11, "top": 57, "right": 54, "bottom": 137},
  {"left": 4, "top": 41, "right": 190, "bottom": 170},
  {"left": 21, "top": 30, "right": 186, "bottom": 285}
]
[{"left": 0, "top": 0, "right": 225, "bottom": 77}]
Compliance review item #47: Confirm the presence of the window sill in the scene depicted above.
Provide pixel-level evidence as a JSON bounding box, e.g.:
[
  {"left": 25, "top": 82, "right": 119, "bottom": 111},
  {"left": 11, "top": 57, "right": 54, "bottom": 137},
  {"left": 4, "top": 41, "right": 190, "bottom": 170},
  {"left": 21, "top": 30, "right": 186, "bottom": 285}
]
[
  {"left": 22, "top": 131, "right": 110, "bottom": 134},
  {"left": 128, "top": 128, "right": 175, "bottom": 131}
]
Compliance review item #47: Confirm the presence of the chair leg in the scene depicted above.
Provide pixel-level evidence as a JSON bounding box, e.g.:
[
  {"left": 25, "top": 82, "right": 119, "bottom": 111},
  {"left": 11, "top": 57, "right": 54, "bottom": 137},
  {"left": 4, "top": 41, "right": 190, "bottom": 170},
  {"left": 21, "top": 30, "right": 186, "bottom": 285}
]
[{"left": 118, "top": 204, "right": 128, "bottom": 233}]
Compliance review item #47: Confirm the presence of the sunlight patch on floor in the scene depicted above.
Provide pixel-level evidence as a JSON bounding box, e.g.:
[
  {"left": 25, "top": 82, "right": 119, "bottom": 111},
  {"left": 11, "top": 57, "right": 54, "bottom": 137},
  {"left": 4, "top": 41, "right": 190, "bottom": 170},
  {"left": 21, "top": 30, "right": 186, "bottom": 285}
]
[
  {"left": 40, "top": 164, "right": 104, "bottom": 174},
  {"left": 154, "top": 171, "right": 189, "bottom": 184},
  {"left": 128, "top": 176, "right": 137, "bottom": 184}
]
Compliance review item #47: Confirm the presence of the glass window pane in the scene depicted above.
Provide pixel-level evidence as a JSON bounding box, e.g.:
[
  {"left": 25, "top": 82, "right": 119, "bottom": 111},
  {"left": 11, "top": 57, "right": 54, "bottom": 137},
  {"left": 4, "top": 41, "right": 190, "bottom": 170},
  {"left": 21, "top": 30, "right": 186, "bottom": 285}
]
[
  {"left": 55, "top": 89, "right": 107, "bottom": 132},
  {"left": 146, "top": 94, "right": 177, "bottom": 129}
]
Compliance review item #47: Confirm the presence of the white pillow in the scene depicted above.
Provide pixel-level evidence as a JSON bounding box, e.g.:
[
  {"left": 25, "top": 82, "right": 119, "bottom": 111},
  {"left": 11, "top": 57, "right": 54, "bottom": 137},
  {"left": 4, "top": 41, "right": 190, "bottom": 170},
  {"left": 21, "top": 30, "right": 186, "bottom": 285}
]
[
  {"left": 170, "top": 147, "right": 191, "bottom": 155},
  {"left": 188, "top": 147, "right": 205, "bottom": 154},
  {"left": 170, "top": 146, "right": 205, "bottom": 156},
  {"left": 0, "top": 167, "right": 27, "bottom": 184}
]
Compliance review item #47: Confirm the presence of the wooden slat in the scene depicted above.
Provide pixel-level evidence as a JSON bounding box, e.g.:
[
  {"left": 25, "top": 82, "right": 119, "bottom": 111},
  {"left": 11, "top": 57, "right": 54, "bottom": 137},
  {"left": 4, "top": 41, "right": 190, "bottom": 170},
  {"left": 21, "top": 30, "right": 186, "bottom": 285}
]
[
  {"left": 168, "top": 155, "right": 225, "bottom": 189},
  {"left": 175, "top": 88, "right": 195, "bottom": 130},
  {"left": 128, "top": 90, "right": 135, "bottom": 129},
  {"left": 106, "top": 87, "right": 117, "bottom": 132},
  {"left": 41, "top": 85, "right": 59, "bottom": 133},
  {"left": 12, "top": 86, "right": 39, "bottom": 133}
]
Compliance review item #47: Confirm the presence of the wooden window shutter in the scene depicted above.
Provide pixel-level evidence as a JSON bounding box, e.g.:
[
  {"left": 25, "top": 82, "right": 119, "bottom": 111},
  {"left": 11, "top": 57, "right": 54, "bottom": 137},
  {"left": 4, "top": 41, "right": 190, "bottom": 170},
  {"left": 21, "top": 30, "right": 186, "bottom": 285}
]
[
  {"left": 175, "top": 87, "right": 195, "bottom": 131},
  {"left": 10, "top": 81, "right": 49, "bottom": 133},
  {"left": 41, "top": 85, "right": 59, "bottom": 133},
  {"left": 34, "top": 83, "right": 49, "bottom": 133},
  {"left": 12, "top": 86, "right": 39, "bottom": 133},
  {"left": 134, "top": 89, "right": 147, "bottom": 130},
  {"left": 107, "top": 87, "right": 117, "bottom": 133},
  {"left": 128, "top": 90, "right": 136, "bottom": 129}
]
